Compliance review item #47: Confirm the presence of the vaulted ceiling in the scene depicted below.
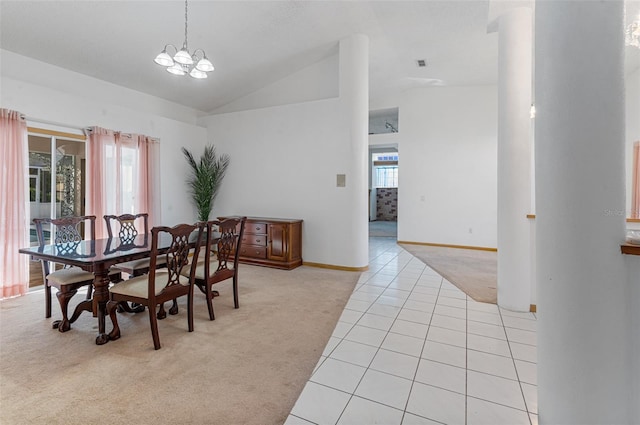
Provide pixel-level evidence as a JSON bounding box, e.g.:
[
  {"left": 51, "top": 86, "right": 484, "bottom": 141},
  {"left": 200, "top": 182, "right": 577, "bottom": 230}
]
[{"left": 1, "top": 1, "right": 638, "bottom": 114}]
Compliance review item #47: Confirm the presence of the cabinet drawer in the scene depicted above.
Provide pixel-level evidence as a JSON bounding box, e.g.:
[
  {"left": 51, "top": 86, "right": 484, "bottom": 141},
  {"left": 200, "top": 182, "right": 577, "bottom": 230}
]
[
  {"left": 239, "top": 245, "right": 267, "bottom": 259},
  {"left": 242, "top": 234, "right": 267, "bottom": 246},
  {"left": 245, "top": 222, "right": 267, "bottom": 234}
]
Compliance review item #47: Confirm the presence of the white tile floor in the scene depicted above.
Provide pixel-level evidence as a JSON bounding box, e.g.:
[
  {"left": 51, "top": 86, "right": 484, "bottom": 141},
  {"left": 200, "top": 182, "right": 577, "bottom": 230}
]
[{"left": 286, "top": 237, "right": 538, "bottom": 425}]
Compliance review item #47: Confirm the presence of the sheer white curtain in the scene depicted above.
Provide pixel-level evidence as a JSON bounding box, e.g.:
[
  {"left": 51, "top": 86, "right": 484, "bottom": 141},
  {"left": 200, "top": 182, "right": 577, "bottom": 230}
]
[
  {"left": 87, "top": 127, "right": 160, "bottom": 238},
  {"left": 136, "top": 135, "right": 161, "bottom": 229},
  {"left": 0, "top": 109, "right": 29, "bottom": 298}
]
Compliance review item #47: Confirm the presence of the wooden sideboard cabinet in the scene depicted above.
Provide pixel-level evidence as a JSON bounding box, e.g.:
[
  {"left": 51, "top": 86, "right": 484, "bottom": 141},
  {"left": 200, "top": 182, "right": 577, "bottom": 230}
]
[{"left": 218, "top": 217, "right": 303, "bottom": 270}]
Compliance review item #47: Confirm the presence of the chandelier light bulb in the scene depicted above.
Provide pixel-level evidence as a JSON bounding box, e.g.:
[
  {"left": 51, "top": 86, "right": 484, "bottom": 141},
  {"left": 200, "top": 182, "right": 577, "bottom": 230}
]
[
  {"left": 154, "top": 49, "right": 174, "bottom": 67},
  {"left": 167, "top": 63, "right": 186, "bottom": 76},
  {"left": 154, "top": 0, "right": 214, "bottom": 79},
  {"left": 189, "top": 68, "right": 208, "bottom": 79},
  {"left": 174, "top": 47, "right": 193, "bottom": 65},
  {"left": 195, "top": 57, "right": 214, "bottom": 72}
]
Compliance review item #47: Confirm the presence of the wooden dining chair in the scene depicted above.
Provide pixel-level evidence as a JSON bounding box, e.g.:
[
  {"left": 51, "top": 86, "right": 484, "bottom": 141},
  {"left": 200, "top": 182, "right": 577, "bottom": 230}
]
[
  {"left": 185, "top": 217, "right": 246, "bottom": 320},
  {"left": 106, "top": 222, "right": 205, "bottom": 350},
  {"left": 33, "top": 215, "right": 122, "bottom": 332},
  {"left": 104, "top": 213, "right": 167, "bottom": 277}
]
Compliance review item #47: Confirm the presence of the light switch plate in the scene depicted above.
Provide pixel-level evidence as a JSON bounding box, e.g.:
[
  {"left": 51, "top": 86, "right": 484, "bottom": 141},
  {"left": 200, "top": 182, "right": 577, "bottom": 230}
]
[{"left": 336, "top": 174, "right": 346, "bottom": 187}]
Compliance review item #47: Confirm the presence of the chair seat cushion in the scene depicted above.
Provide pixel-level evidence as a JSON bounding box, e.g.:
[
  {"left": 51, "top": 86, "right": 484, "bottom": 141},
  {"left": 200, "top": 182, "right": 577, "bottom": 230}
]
[
  {"left": 109, "top": 271, "right": 190, "bottom": 299},
  {"left": 47, "top": 266, "right": 119, "bottom": 287},
  {"left": 181, "top": 261, "right": 235, "bottom": 280},
  {"left": 115, "top": 256, "right": 167, "bottom": 274}
]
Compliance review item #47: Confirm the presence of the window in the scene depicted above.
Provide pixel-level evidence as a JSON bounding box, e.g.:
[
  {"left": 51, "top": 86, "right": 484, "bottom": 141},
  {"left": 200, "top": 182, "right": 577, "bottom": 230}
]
[
  {"left": 375, "top": 166, "right": 398, "bottom": 187},
  {"left": 372, "top": 152, "right": 398, "bottom": 188},
  {"left": 103, "top": 143, "right": 137, "bottom": 215}
]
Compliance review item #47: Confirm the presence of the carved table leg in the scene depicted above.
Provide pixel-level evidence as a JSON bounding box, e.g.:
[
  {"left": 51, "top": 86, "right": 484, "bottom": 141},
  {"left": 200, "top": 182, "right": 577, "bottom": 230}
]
[
  {"left": 93, "top": 269, "right": 112, "bottom": 345},
  {"left": 68, "top": 299, "right": 93, "bottom": 325}
]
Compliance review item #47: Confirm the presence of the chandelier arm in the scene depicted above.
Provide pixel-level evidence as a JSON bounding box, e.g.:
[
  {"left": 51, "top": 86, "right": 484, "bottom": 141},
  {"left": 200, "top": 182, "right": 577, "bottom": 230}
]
[
  {"left": 164, "top": 44, "right": 178, "bottom": 55},
  {"left": 191, "top": 48, "right": 205, "bottom": 60}
]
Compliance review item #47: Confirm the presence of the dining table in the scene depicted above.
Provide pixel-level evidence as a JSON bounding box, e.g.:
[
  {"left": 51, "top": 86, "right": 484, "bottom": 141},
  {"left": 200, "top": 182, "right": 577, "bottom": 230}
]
[{"left": 19, "top": 232, "right": 179, "bottom": 345}]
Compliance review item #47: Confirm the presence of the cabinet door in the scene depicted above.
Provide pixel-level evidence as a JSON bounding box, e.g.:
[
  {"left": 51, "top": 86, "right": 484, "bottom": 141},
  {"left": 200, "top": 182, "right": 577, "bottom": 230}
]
[{"left": 267, "top": 223, "right": 288, "bottom": 262}]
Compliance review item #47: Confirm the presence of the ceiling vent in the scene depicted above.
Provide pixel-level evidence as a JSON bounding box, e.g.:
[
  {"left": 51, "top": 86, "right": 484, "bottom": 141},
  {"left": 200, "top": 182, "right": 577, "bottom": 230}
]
[{"left": 416, "top": 59, "right": 427, "bottom": 68}]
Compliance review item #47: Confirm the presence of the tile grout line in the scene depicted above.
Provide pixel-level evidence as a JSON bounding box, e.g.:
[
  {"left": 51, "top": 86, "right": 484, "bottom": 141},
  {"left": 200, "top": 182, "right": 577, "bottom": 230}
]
[
  {"left": 310, "top": 247, "right": 397, "bottom": 406},
  {"left": 333, "top": 245, "right": 418, "bottom": 424},
  {"left": 362, "top": 250, "right": 424, "bottom": 424},
  {"left": 290, "top": 239, "right": 538, "bottom": 425},
  {"left": 465, "top": 289, "right": 469, "bottom": 425},
  {"left": 497, "top": 305, "right": 535, "bottom": 425},
  {"left": 399, "top": 255, "right": 443, "bottom": 424}
]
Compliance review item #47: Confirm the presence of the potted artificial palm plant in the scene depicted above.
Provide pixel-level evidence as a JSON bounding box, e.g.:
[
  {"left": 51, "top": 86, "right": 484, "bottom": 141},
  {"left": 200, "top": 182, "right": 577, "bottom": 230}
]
[{"left": 181, "top": 144, "right": 230, "bottom": 221}]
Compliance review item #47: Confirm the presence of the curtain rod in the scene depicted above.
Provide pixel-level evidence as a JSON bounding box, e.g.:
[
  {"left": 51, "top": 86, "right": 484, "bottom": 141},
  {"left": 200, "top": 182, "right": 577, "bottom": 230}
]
[
  {"left": 22, "top": 115, "right": 91, "bottom": 133},
  {"left": 22, "top": 115, "right": 160, "bottom": 142},
  {"left": 81, "top": 129, "right": 160, "bottom": 142}
]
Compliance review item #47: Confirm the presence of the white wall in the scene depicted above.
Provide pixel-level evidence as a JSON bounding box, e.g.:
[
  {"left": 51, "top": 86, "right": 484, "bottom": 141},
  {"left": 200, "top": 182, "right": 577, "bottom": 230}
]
[
  {"left": 626, "top": 66, "right": 640, "bottom": 218},
  {"left": 210, "top": 53, "right": 339, "bottom": 115},
  {"left": 630, "top": 255, "right": 640, "bottom": 421},
  {"left": 374, "top": 86, "right": 498, "bottom": 248},
  {"left": 624, "top": 54, "right": 640, "bottom": 424},
  {"left": 617, "top": 65, "right": 637, "bottom": 403},
  {"left": 1, "top": 50, "right": 207, "bottom": 227},
  {"left": 198, "top": 36, "right": 371, "bottom": 269},
  {"left": 199, "top": 97, "right": 364, "bottom": 267},
  {"left": 369, "top": 113, "right": 399, "bottom": 134},
  {"left": 368, "top": 132, "right": 400, "bottom": 148}
]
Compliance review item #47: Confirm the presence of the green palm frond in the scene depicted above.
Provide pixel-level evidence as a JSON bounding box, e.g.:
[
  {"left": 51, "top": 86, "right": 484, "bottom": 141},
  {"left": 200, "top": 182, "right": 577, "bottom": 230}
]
[{"left": 182, "top": 145, "right": 231, "bottom": 221}]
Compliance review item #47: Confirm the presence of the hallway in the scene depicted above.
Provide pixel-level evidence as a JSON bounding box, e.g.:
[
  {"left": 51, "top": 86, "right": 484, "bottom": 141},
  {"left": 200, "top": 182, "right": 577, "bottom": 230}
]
[{"left": 287, "top": 237, "right": 537, "bottom": 425}]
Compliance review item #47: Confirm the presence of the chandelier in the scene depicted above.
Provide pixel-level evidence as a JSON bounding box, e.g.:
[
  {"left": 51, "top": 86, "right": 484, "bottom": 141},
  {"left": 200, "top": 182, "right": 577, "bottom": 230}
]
[
  {"left": 154, "top": 0, "right": 214, "bottom": 79},
  {"left": 626, "top": 16, "right": 640, "bottom": 49}
]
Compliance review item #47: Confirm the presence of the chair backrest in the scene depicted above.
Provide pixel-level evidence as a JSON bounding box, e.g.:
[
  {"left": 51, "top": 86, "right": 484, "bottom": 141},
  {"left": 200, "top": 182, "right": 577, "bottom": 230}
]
[
  {"left": 104, "top": 213, "right": 149, "bottom": 242},
  {"left": 32, "top": 215, "right": 97, "bottom": 275},
  {"left": 147, "top": 222, "right": 205, "bottom": 302},
  {"left": 203, "top": 217, "right": 247, "bottom": 280},
  {"left": 33, "top": 215, "right": 96, "bottom": 246}
]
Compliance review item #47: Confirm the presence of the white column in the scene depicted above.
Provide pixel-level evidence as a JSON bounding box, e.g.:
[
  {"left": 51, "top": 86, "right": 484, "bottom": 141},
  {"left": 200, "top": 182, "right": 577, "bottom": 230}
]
[
  {"left": 535, "top": 1, "right": 631, "bottom": 423},
  {"left": 495, "top": 7, "right": 533, "bottom": 312},
  {"left": 339, "top": 34, "right": 369, "bottom": 268}
]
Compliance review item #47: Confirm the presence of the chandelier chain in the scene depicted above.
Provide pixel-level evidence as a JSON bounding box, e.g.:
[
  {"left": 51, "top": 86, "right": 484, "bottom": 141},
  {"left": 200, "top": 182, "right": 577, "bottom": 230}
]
[{"left": 184, "top": 0, "right": 189, "bottom": 49}]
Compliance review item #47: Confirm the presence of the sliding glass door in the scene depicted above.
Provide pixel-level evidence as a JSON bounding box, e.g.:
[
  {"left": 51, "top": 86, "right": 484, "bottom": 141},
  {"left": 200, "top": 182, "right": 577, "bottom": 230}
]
[{"left": 28, "top": 130, "right": 86, "bottom": 245}]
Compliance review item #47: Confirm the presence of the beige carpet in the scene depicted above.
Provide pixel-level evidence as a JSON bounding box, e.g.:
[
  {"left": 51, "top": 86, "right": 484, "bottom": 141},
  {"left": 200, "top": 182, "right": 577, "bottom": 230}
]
[
  {"left": 399, "top": 243, "right": 497, "bottom": 304},
  {"left": 0, "top": 265, "right": 359, "bottom": 425}
]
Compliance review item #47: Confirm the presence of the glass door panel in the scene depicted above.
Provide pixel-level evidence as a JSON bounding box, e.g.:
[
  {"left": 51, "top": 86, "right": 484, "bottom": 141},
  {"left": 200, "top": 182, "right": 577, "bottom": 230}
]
[
  {"left": 28, "top": 133, "right": 86, "bottom": 245},
  {"left": 55, "top": 138, "right": 85, "bottom": 219},
  {"left": 27, "top": 129, "right": 86, "bottom": 288}
]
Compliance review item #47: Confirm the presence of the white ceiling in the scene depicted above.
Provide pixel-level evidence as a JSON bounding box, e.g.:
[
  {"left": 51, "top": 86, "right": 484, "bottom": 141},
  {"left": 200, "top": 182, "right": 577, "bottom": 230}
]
[{"left": 1, "top": 1, "right": 639, "bottom": 115}]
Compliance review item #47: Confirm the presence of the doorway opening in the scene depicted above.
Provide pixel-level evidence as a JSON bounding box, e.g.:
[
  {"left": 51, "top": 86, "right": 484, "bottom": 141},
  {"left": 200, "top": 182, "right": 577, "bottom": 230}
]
[
  {"left": 369, "top": 148, "right": 398, "bottom": 238},
  {"left": 27, "top": 127, "right": 86, "bottom": 287}
]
